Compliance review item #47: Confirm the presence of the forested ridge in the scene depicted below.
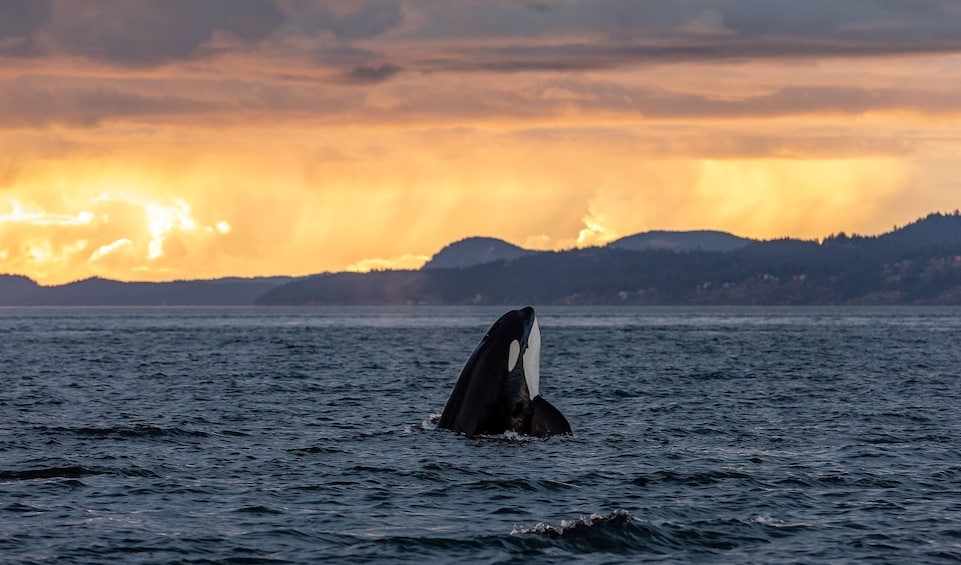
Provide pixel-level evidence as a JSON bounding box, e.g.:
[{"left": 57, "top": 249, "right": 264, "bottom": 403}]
[{"left": 257, "top": 213, "right": 961, "bottom": 306}]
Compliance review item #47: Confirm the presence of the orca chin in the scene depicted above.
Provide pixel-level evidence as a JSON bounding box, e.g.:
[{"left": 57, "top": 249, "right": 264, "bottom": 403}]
[{"left": 437, "top": 306, "right": 572, "bottom": 438}]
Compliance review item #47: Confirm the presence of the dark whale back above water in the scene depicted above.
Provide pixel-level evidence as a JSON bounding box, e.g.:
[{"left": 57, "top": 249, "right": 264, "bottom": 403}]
[{"left": 437, "top": 306, "right": 571, "bottom": 437}]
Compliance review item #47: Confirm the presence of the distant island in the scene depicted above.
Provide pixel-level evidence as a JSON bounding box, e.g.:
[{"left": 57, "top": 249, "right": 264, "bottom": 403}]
[
  {"left": 5, "top": 213, "right": 961, "bottom": 306},
  {"left": 0, "top": 276, "right": 293, "bottom": 307}
]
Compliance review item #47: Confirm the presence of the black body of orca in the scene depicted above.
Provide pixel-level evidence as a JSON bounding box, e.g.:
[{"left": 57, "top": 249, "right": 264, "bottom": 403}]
[{"left": 438, "top": 306, "right": 572, "bottom": 437}]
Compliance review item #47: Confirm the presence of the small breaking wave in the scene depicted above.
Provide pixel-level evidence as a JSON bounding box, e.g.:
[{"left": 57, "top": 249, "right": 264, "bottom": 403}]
[
  {"left": 422, "top": 412, "right": 441, "bottom": 431},
  {"left": 508, "top": 510, "right": 680, "bottom": 553},
  {"left": 511, "top": 510, "right": 640, "bottom": 539},
  {"left": 339, "top": 514, "right": 659, "bottom": 561},
  {"left": 508, "top": 510, "right": 792, "bottom": 555},
  {"left": 475, "top": 430, "right": 537, "bottom": 443}
]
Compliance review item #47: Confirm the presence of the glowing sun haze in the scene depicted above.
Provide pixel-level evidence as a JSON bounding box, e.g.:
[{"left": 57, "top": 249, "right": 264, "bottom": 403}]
[{"left": 2, "top": 0, "right": 961, "bottom": 284}]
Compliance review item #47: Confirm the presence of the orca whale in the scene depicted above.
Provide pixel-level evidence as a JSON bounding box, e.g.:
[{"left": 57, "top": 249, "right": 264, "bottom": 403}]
[{"left": 438, "top": 306, "right": 572, "bottom": 437}]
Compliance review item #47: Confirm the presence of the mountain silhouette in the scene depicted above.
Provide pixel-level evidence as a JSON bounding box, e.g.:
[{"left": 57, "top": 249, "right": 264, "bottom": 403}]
[
  {"left": 5, "top": 213, "right": 961, "bottom": 306},
  {"left": 258, "top": 212, "right": 961, "bottom": 306},
  {"left": 0, "top": 276, "right": 292, "bottom": 306},
  {"left": 608, "top": 230, "right": 754, "bottom": 252},
  {"left": 422, "top": 230, "right": 752, "bottom": 271},
  {"left": 422, "top": 237, "right": 531, "bottom": 269}
]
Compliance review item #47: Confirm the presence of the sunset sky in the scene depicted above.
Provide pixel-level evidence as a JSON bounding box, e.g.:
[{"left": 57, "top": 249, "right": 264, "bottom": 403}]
[{"left": 2, "top": 0, "right": 961, "bottom": 284}]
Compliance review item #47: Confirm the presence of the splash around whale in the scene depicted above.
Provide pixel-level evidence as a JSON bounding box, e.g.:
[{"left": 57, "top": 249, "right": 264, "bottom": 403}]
[{"left": 438, "top": 306, "right": 572, "bottom": 438}]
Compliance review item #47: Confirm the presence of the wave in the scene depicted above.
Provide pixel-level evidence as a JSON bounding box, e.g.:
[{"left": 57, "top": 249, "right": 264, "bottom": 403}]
[
  {"left": 506, "top": 510, "right": 708, "bottom": 556},
  {"left": 0, "top": 465, "right": 96, "bottom": 481},
  {"left": 0, "top": 464, "right": 160, "bottom": 482},
  {"left": 468, "top": 477, "right": 575, "bottom": 493},
  {"left": 34, "top": 424, "right": 210, "bottom": 440},
  {"left": 512, "top": 510, "right": 646, "bottom": 540},
  {"left": 286, "top": 446, "right": 349, "bottom": 455},
  {"left": 507, "top": 510, "right": 811, "bottom": 555},
  {"left": 4, "top": 502, "right": 47, "bottom": 514},
  {"left": 632, "top": 469, "right": 755, "bottom": 487},
  {"left": 507, "top": 510, "right": 696, "bottom": 555},
  {"left": 320, "top": 514, "right": 665, "bottom": 561},
  {"left": 422, "top": 412, "right": 441, "bottom": 431},
  {"left": 234, "top": 505, "right": 285, "bottom": 515}
]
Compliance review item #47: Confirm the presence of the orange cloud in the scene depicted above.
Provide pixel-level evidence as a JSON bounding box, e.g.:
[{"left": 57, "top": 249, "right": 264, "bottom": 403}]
[{"left": 3, "top": 3, "right": 961, "bottom": 284}]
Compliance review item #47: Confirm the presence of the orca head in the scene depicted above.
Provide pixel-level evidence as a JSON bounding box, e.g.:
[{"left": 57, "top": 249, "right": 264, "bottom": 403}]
[
  {"left": 476, "top": 306, "right": 540, "bottom": 433},
  {"left": 492, "top": 306, "right": 540, "bottom": 402},
  {"left": 438, "top": 306, "right": 571, "bottom": 437},
  {"left": 496, "top": 307, "right": 571, "bottom": 437}
]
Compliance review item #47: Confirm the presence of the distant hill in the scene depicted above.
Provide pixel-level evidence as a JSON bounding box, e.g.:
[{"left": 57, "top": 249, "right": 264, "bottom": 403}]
[
  {"left": 259, "top": 212, "right": 961, "bottom": 306},
  {"left": 7, "top": 213, "right": 961, "bottom": 306},
  {"left": 422, "top": 237, "right": 531, "bottom": 269},
  {"left": 0, "top": 276, "right": 293, "bottom": 306},
  {"left": 0, "top": 275, "right": 42, "bottom": 304},
  {"left": 421, "top": 231, "right": 753, "bottom": 271},
  {"left": 608, "top": 230, "right": 754, "bottom": 252}
]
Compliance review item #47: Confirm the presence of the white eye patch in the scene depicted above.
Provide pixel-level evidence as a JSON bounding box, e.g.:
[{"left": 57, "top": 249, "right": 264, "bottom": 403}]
[{"left": 507, "top": 339, "right": 520, "bottom": 372}]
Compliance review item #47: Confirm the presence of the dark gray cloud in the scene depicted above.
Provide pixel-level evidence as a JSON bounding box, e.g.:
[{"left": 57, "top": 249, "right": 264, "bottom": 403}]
[
  {"left": 4, "top": 0, "right": 960, "bottom": 72},
  {"left": 281, "top": 1, "right": 404, "bottom": 40},
  {"left": 50, "top": 0, "right": 284, "bottom": 66},
  {"left": 319, "top": 2, "right": 402, "bottom": 40},
  {"left": 0, "top": 0, "right": 403, "bottom": 67},
  {"left": 0, "top": 0, "right": 52, "bottom": 56},
  {"left": 398, "top": 0, "right": 961, "bottom": 73},
  {"left": 715, "top": 0, "right": 953, "bottom": 37},
  {"left": 0, "top": 0, "right": 51, "bottom": 38},
  {"left": 408, "top": 0, "right": 961, "bottom": 40},
  {"left": 440, "top": 35, "right": 961, "bottom": 74}
]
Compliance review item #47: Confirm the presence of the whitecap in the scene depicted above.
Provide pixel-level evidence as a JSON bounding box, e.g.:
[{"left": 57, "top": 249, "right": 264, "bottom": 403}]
[
  {"left": 511, "top": 509, "right": 637, "bottom": 537},
  {"left": 422, "top": 413, "right": 441, "bottom": 430}
]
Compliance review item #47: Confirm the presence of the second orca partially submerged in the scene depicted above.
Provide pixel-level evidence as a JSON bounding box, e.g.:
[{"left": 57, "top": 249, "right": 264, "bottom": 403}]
[{"left": 438, "top": 306, "right": 571, "bottom": 437}]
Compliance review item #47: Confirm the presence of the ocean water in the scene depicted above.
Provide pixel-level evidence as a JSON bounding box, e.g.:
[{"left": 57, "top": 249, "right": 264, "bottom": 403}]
[{"left": 1, "top": 306, "right": 960, "bottom": 564}]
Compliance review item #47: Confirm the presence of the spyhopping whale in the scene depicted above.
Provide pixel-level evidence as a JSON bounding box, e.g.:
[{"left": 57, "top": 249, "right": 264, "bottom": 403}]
[{"left": 438, "top": 307, "right": 572, "bottom": 437}]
